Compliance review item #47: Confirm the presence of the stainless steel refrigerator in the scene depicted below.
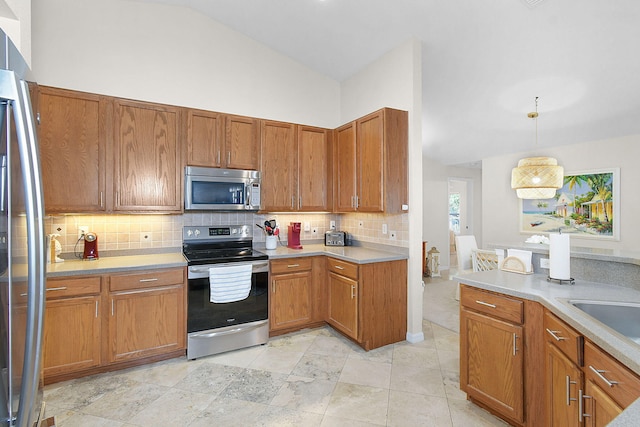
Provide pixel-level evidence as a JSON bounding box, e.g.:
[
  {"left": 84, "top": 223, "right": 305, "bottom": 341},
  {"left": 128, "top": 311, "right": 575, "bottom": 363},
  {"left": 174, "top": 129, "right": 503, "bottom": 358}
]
[{"left": 0, "top": 29, "right": 47, "bottom": 427}]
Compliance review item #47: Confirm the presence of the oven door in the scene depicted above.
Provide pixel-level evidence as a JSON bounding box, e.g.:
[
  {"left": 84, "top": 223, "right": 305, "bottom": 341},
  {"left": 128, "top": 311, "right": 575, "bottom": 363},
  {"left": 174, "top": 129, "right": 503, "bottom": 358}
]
[{"left": 187, "top": 261, "right": 268, "bottom": 333}]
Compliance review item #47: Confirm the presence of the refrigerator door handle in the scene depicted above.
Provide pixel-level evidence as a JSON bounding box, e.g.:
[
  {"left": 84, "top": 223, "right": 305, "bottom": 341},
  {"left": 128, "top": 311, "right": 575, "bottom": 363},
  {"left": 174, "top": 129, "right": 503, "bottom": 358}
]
[{"left": 0, "top": 69, "right": 46, "bottom": 427}]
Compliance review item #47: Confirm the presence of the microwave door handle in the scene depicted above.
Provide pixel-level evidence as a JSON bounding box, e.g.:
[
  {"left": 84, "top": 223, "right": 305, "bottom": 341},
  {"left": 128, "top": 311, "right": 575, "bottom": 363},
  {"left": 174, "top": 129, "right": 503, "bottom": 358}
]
[{"left": 245, "top": 183, "right": 250, "bottom": 207}]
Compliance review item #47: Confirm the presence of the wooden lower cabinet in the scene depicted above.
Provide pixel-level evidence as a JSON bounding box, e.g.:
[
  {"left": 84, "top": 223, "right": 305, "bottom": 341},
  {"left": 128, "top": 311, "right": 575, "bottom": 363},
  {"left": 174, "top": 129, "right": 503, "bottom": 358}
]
[
  {"left": 460, "top": 285, "right": 526, "bottom": 425},
  {"left": 461, "top": 307, "right": 524, "bottom": 422},
  {"left": 270, "top": 258, "right": 314, "bottom": 331},
  {"left": 584, "top": 379, "right": 623, "bottom": 427},
  {"left": 44, "top": 296, "right": 102, "bottom": 377},
  {"left": 546, "top": 342, "right": 584, "bottom": 427},
  {"left": 327, "top": 270, "right": 358, "bottom": 340},
  {"left": 327, "top": 257, "right": 407, "bottom": 350},
  {"left": 108, "top": 268, "right": 186, "bottom": 363},
  {"left": 582, "top": 340, "right": 640, "bottom": 426},
  {"left": 43, "top": 268, "right": 186, "bottom": 384},
  {"left": 268, "top": 256, "right": 406, "bottom": 351},
  {"left": 544, "top": 310, "right": 584, "bottom": 427},
  {"left": 42, "top": 276, "right": 102, "bottom": 379}
]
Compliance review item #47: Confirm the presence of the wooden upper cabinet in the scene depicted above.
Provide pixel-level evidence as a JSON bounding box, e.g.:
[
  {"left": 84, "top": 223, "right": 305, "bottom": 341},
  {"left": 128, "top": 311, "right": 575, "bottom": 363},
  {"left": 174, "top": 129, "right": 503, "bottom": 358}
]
[
  {"left": 334, "top": 108, "right": 408, "bottom": 213},
  {"left": 298, "top": 125, "right": 332, "bottom": 211},
  {"left": 113, "top": 99, "right": 182, "bottom": 212},
  {"left": 37, "top": 86, "right": 109, "bottom": 213},
  {"left": 261, "top": 120, "right": 297, "bottom": 211},
  {"left": 334, "top": 122, "right": 357, "bottom": 212},
  {"left": 225, "top": 114, "right": 259, "bottom": 170},
  {"left": 186, "top": 109, "right": 223, "bottom": 167},
  {"left": 356, "top": 111, "right": 384, "bottom": 212},
  {"left": 261, "top": 121, "right": 332, "bottom": 212}
]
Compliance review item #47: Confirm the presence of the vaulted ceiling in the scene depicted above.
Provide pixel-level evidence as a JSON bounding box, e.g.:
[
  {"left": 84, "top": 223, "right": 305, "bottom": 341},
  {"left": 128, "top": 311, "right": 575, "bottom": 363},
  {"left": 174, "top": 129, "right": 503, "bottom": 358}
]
[{"left": 136, "top": 0, "right": 640, "bottom": 166}]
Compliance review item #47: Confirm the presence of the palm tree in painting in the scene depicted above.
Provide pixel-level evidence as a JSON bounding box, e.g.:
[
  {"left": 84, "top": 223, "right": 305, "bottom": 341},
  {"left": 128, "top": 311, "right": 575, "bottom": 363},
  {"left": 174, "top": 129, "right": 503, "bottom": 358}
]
[
  {"left": 586, "top": 173, "right": 613, "bottom": 223},
  {"left": 564, "top": 174, "right": 588, "bottom": 215}
]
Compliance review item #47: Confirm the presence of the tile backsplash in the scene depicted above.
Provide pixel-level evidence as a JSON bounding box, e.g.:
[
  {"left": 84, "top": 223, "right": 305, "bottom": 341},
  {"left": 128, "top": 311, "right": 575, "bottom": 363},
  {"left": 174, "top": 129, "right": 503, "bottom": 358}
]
[{"left": 46, "top": 211, "right": 409, "bottom": 256}]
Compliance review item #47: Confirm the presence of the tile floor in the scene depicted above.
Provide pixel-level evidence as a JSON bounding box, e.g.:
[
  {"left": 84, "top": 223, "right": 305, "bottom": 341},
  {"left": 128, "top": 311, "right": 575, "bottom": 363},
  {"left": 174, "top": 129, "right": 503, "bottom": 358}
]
[{"left": 44, "top": 274, "right": 508, "bottom": 427}]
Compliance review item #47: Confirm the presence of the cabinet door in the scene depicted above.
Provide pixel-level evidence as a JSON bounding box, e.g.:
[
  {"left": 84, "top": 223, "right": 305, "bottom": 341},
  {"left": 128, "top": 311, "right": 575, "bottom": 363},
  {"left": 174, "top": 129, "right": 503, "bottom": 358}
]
[
  {"left": 356, "top": 111, "right": 384, "bottom": 212},
  {"left": 327, "top": 271, "right": 358, "bottom": 340},
  {"left": 108, "top": 285, "right": 185, "bottom": 363},
  {"left": 298, "top": 126, "right": 331, "bottom": 211},
  {"left": 38, "top": 86, "right": 108, "bottom": 212},
  {"left": 225, "top": 115, "right": 259, "bottom": 170},
  {"left": 460, "top": 307, "right": 524, "bottom": 423},
  {"left": 546, "top": 342, "right": 583, "bottom": 427},
  {"left": 43, "top": 296, "right": 101, "bottom": 377},
  {"left": 260, "top": 121, "right": 296, "bottom": 211},
  {"left": 584, "top": 379, "right": 623, "bottom": 427},
  {"left": 334, "top": 122, "right": 357, "bottom": 212},
  {"left": 113, "top": 99, "right": 182, "bottom": 212},
  {"left": 187, "top": 109, "right": 223, "bottom": 167},
  {"left": 270, "top": 270, "right": 312, "bottom": 331}
]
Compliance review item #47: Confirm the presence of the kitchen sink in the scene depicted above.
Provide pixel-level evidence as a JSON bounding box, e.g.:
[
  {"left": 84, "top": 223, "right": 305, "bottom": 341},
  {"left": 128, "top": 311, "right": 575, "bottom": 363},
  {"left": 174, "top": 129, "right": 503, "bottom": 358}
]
[{"left": 569, "top": 300, "right": 640, "bottom": 345}]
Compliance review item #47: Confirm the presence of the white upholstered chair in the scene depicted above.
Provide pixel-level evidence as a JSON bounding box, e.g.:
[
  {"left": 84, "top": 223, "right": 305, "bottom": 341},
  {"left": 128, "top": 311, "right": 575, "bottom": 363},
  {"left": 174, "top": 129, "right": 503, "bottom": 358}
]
[
  {"left": 454, "top": 235, "right": 477, "bottom": 300},
  {"left": 454, "top": 235, "right": 478, "bottom": 274}
]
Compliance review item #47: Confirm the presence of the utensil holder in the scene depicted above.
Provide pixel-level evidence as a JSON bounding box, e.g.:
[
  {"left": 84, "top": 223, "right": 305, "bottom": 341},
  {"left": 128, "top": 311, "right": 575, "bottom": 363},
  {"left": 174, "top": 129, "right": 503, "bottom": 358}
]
[{"left": 265, "top": 235, "right": 277, "bottom": 250}]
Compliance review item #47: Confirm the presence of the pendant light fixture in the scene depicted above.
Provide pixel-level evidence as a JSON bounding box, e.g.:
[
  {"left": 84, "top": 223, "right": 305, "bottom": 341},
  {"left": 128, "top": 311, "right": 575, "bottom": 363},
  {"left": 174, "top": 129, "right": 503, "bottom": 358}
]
[{"left": 511, "top": 97, "right": 564, "bottom": 199}]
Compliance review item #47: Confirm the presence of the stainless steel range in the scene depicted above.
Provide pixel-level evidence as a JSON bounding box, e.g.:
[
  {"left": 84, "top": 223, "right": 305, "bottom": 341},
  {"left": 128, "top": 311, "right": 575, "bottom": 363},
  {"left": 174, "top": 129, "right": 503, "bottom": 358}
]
[{"left": 183, "top": 225, "right": 269, "bottom": 360}]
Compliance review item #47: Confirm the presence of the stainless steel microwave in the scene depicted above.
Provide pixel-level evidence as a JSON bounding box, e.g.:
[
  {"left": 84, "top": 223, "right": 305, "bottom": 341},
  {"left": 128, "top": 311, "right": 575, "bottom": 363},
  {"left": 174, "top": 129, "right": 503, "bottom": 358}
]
[{"left": 184, "top": 166, "right": 261, "bottom": 211}]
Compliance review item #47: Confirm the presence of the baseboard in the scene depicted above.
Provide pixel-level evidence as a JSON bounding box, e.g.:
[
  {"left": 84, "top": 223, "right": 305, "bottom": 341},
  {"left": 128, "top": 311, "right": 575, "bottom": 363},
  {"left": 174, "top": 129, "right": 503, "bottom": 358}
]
[{"left": 406, "top": 331, "right": 424, "bottom": 344}]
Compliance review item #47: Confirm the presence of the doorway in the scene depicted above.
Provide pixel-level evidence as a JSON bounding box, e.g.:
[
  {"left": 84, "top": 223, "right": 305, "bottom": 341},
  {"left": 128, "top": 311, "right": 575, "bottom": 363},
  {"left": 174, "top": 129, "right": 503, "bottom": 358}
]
[{"left": 448, "top": 178, "right": 474, "bottom": 270}]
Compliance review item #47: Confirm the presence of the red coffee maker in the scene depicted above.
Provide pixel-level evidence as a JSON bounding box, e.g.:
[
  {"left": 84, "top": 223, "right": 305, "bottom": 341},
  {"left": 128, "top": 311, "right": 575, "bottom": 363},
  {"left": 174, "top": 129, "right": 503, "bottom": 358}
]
[
  {"left": 83, "top": 232, "right": 99, "bottom": 260},
  {"left": 287, "top": 222, "right": 302, "bottom": 249}
]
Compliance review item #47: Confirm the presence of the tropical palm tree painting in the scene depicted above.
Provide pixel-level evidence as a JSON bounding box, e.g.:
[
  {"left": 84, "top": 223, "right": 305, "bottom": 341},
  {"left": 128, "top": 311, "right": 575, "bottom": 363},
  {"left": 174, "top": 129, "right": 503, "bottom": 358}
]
[{"left": 520, "top": 168, "right": 619, "bottom": 240}]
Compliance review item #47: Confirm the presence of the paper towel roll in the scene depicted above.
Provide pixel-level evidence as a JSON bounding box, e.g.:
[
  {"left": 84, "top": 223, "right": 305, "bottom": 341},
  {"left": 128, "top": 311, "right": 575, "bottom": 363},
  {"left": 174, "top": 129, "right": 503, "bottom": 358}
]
[{"left": 549, "top": 233, "right": 571, "bottom": 280}]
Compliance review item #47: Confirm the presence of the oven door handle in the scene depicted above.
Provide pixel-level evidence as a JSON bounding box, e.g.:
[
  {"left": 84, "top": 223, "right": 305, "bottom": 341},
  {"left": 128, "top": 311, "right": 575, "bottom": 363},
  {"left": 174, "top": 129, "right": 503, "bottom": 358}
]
[{"left": 189, "top": 262, "right": 269, "bottom": 275}]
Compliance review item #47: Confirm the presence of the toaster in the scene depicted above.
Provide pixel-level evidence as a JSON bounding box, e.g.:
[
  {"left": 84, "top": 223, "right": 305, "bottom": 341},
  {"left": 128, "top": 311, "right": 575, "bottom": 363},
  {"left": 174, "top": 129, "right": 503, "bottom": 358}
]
[{"left": 325, "top": 231, "right": 346, "bottom": 246}]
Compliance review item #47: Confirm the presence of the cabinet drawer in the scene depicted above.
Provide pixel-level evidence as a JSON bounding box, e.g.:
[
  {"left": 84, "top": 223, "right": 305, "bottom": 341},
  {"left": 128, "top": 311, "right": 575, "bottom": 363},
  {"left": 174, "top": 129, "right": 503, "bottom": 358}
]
[
  {"left": 109, "top": 268, "right": 185, "bottom": 292},
  {"left": 14, "top": 276, "right": 102, "bottom": 304},
  {"left": 460, "top": 285, "right": 523, "bottom": 324},
  {"left": 270, "top": 258, "right": 312, "bottom": 274},
  {"left": 584, "top": 340, "right": 640, "bottom": 408},
  {"left": 327, "top": 257, "right": 358, "bottom": 280},
  {"left": 544, "top": 311, "right": 583, "bottom": 366}
]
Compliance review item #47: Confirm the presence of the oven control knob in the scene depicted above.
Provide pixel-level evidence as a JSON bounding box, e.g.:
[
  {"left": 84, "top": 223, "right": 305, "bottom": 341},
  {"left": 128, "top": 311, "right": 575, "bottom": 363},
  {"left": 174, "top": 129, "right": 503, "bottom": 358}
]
[
  {"left": 194, "top": 229, "right": 200, "bottom": 236},
  {"left": 186, "top": 229, "right": 193, "bottom": 237}
]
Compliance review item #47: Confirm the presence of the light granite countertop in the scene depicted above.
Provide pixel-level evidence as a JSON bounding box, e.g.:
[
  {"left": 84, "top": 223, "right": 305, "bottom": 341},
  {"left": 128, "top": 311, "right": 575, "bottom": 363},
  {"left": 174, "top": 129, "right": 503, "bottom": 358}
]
[
  {"left": 453, "top": 269, "right": 640, "bottom": 426},
  {"left": 260, "top": 243, "right": 408, "bottom": 264},
  {"left": 45, "top": 252, "right": 187, "bottom": 277},
  {"left": 41, "top": 243, "right": 407, "bottom": 278}
]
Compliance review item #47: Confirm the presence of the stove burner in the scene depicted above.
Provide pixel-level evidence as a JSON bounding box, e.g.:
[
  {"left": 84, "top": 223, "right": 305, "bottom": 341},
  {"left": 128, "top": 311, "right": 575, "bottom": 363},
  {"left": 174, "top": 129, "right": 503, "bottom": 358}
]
[{"left": 182, "top": 225, "right": 268, "bottom": 265}]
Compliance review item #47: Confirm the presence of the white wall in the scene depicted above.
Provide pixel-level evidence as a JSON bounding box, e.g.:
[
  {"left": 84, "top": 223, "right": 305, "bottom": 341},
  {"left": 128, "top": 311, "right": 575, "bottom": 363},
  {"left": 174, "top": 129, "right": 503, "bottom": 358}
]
[
  {"left": 422, "top": 157, "right": 482, "bottom": 268},
  {"left": 31, "top": 0, "right": 340, "bottom": 128},
  {"left": 342, "top": 39, "right": 424, "bottom": 342},
  {"left": 483, "top": 135, "right": 640, "bottom": 251},
  {"left": 0, "top": 0, "right": 31, "bottom": 63}
]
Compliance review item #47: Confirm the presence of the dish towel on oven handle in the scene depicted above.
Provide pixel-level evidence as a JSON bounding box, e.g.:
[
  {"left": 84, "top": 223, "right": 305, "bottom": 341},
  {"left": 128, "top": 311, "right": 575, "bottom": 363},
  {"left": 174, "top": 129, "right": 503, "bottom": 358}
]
[{"left": 209, "top": 264, "right": 253, "bottom": 303}]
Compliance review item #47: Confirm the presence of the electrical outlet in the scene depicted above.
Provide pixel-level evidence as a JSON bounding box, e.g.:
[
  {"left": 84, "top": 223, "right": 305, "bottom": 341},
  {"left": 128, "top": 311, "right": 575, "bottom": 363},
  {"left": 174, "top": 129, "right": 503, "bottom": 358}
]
[
  {"left": 540, "top": 258, "right": 550, "bottom": 269},
  {"left": 140, "top": 232, "right": 153, "bottom": 244},
  {"left": 312, "top": 228, "right": 317, "bottom": 235},
  {"left": 330, "top": 220, "right": 336, "bottom": 230},
  {"left": 390, "top": 231, "right": 396, "bottom": 240},
  {"left": 382, "top": 223, "right": 388, "bottom": 234},
  {"left": 78, "top": 225, "right": 89, "bottom": 240},
  {"left": 54, "top": 225, "right": 65, "bottom": 236},
  {"left": 358, "top": 221, "right": 364, "bottom": 228},
  {"left": 304, "top": 222, "right": 311, "bottom": 232}
]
